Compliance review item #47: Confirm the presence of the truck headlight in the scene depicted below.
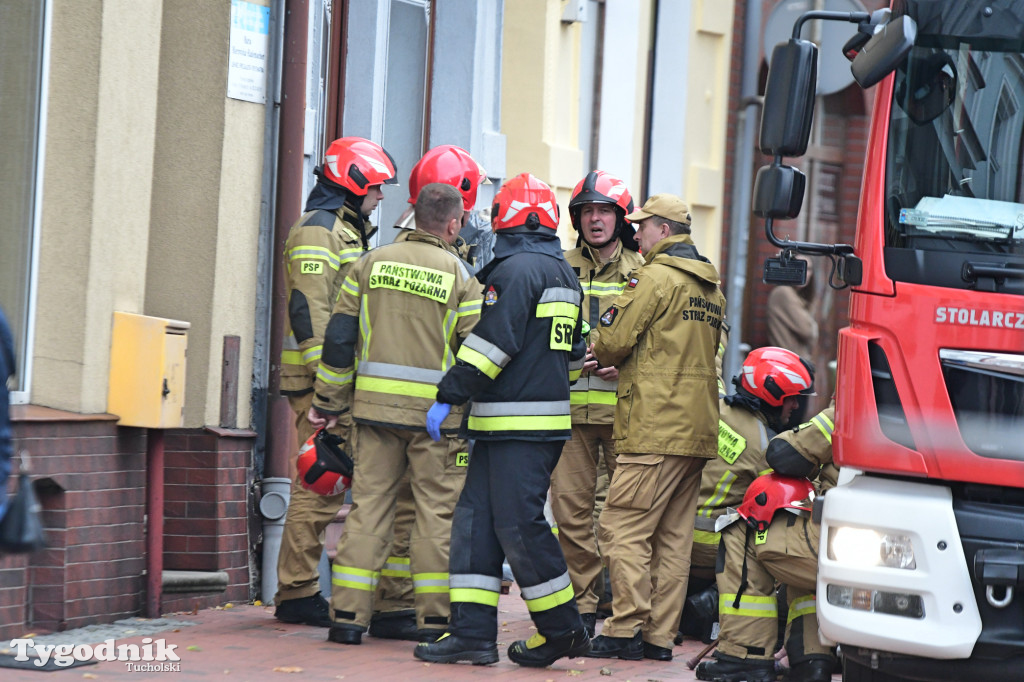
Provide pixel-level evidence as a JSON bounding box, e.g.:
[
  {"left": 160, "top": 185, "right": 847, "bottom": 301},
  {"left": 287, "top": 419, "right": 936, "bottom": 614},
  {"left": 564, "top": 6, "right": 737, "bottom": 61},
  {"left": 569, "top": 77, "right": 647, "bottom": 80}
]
[{"left": 828, "top": 526, "right": 917, "bottom": 569}]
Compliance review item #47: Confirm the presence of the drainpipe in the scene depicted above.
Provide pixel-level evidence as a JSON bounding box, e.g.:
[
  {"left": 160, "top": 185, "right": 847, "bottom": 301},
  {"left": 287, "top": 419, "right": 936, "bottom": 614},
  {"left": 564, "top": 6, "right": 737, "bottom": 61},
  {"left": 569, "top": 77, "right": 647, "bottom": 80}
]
[
  {"left": 723, "top": 0, "right": 763, "bottom": 385},
  {"left": 259, "top": 0, "right": 308, "bottom": 603},
  {"left": 145, "top": 429, "right": 164, "bottom": 618}
]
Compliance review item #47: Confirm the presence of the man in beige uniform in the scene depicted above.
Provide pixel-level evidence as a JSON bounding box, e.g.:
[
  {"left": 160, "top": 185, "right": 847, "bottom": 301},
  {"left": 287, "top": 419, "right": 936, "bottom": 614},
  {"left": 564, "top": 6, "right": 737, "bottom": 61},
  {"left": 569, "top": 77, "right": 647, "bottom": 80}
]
[
  {"left": 552, "top": 170, "right": 644, "bottom": 637},
  {"left": 683, "top": 348, "right": 814, "bottom": 644},
  {"left": 697, "top": 404, "right": 837, "bottom": 682},
  {"left": 274, "top": 137, "right": 404, "bottom": 629},
  {"left": 587, "top": 195, "right": 725, "bottom": 662},
  {"left": 308, "top": 183, "right": 482, "bottom": 646}
]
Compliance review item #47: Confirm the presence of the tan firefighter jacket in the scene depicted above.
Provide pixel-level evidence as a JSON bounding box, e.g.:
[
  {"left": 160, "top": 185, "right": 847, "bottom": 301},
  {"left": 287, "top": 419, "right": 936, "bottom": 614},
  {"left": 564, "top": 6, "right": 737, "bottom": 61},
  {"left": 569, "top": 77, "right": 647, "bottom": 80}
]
[
  {"left": 311, "top": 229, "right": 483, "bottom": 431},
  {"left": 593, "top": 234, "right": 726, "bottom": 457},
  {"left": 694, "top": 400, "right": 774, "bottom": 544},
  {"left": 565, "top": 241, "right": 644, "bottom": 424},
  {"left": 280, "top": 205, "right": 370, "bottom": 395},
  {"left": 768, "top": 403, "right": 838, "bottom": 494}
]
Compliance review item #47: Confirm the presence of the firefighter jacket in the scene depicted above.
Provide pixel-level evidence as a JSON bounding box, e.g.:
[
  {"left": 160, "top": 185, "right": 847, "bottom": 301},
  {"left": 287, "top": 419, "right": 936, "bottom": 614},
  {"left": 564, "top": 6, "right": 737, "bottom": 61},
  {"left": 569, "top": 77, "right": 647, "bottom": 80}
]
[
  {"left": 767, "top": 403, "right": 837, "bottom": 493},
  {"left": 694, "top": 400, "right": 774, "bottom": 537},
  {"left": 592, "top": 234, "right": 725, "bottom": 457},
  {"left": 310, "top": 229, "right": 483, "bottom": 431},
  {"left": 280, "top": 204, "right": 372, "bottom": 395},
  {"left": 565, "top": 241, "right": 645, "bottom": 424},
  {"left": 435, "top": 233, "right": 587, "bottom": 441}
]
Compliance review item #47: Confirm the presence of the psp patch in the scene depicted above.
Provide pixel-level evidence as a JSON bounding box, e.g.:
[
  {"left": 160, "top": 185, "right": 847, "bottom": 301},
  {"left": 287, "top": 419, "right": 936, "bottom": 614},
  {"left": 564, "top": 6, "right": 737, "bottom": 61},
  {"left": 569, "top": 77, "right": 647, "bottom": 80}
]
[
  {"left": 628, "top": 277, "right": 639, "bottom": 288},
  {"left": 484, "top": 285, "right": 499, "bottom": 306},
  {"left": 600, "top": 306, "right": 618, "bottom": 326}
]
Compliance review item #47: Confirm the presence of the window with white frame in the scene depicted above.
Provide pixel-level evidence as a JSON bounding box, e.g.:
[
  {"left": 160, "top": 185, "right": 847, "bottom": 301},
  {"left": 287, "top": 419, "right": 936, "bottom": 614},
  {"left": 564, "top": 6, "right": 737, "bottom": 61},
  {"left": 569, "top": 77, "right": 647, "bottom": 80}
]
[{"left": 0, "top": 2, "right": 48, "bottom": 402}]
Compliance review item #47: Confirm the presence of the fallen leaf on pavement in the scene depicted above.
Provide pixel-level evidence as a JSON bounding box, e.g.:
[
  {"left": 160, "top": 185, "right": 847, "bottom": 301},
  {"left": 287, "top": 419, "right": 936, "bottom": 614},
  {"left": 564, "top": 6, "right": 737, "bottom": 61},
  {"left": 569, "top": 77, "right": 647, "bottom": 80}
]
[{"left": 272, "top": 666, "right": 304, "bottom": 673}]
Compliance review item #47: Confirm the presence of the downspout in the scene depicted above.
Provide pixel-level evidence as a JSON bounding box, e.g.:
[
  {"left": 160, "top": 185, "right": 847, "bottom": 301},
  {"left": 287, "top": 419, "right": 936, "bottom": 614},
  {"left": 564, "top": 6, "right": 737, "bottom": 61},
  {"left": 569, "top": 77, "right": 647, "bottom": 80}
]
[
  {"left": 722, "top": 0, "right": 763, "bottom": 386},
  {"left": 640, "top": 0, "right": 659, "bottom": 200},
  {"left": 259, "top": 0, "right": 308, "bottom": 603},
  {"left": 253, "top": 0, "right": 285, "bottom": 478}
]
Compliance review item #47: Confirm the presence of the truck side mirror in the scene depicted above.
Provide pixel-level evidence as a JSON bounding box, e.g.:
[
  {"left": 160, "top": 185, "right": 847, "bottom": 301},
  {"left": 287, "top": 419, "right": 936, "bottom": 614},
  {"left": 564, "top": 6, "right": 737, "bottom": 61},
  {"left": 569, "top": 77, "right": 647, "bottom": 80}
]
[
  {"left": 851, "top": 14, "right": 917, "bottom": 89},
  {"left": 753, "top": 164, "right": 806, "bottom": 220},
  {"left": 760, "top": 39, "right": 818, "bottom": 157}
]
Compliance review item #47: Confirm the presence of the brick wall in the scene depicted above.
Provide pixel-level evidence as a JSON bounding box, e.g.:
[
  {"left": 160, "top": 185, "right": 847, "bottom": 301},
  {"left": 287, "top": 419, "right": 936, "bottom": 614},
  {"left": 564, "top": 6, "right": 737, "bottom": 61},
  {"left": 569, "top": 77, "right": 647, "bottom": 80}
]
[
  {"left": 162, "top": 427, "right": 255, "bottom": 613},
  {"left": 0, "top": 408, "right": 255, "bottom": 639}
]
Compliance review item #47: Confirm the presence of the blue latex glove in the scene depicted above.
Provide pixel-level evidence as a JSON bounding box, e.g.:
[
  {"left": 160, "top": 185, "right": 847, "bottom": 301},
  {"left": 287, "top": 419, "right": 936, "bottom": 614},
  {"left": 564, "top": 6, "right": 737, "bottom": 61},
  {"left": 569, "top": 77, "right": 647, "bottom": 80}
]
[{"left": 426, "top": 402, "right": 452, "bottom": 442}]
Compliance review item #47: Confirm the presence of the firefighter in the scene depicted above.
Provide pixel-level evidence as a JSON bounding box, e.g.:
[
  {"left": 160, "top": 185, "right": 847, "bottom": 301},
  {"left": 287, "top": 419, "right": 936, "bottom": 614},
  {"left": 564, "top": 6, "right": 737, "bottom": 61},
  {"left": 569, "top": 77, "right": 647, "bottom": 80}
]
[
  {"left": 371, "top": 144, "right": 489, "bottom": 638},
  {"left": 274, "top": 137, "right": 402, "bottom": 629},
  {"left": 587, "top": 194, "right": 726, "bottom": 662},
  {"left": 306, "top": 183, "right": 482, "bottom": 646},
  {"left": 696, "top": 404, "right": 837, "bottom": 682},
  {"left": 395, "top": 144, "right": 494, "bottom": 273},
  {"left": 683, "top": 347, "right": 814, "bottom": 643},
  {"left": 550, "top": 170, "right": 644, "bottom": 637},
  {"left": 413, "top": 173, "right": 591, "bottom": 668}
]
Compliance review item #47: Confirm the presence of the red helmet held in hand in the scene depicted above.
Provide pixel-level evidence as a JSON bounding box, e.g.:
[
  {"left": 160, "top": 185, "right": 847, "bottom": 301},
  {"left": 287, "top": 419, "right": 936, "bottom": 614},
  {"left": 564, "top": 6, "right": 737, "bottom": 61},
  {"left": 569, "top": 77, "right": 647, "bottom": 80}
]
[
  {"left": 408, "top": 145, "right": 486, "bottom": 210},
  {"left": 296, "top": 429, "right": 353, "bottom": 496},
  {"left": 737, "top": 473, "right": 815, "bottom": 532},
  {"left": 738, "top": 346, "right": 814, "bottom": 408},
  {"left": 491, "top": 173, "right": 559, "bottom": 233},
  {"left": 320, "top": 137, "right": 398, "bottom": 195}
]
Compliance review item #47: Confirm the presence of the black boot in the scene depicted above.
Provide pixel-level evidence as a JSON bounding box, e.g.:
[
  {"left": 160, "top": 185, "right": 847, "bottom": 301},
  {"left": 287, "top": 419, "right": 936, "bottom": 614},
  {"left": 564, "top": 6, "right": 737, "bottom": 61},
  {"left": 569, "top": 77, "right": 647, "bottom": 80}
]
[
  {"left": 368, "top": 610, "right": 419, "bottom": 641},
  {"left": 642, "top": 640, "right": 673, "bottom": 661},
  {"left": 507, "top": 628, "right": 591, "bottom": 668},
  {"left": 695, "top": 652, "right": 777, "bottom": 682},
  {"left": 274, "top": 594, "right": 332, "bottom": 628},
  {"left": 783, "top": 659, "right": 833, "bottom": 682},
  {"left": 585, "top": 631, "right": 643, "bottom": 660},
  {"left": 327, "top": 624, "right": 363, "bottom": 645},
  {"left": 413, "top": 632, "right": 498, "bottom": 665},
  {"left": 581, "top": 612, "right": 597, "bottom": 638}
]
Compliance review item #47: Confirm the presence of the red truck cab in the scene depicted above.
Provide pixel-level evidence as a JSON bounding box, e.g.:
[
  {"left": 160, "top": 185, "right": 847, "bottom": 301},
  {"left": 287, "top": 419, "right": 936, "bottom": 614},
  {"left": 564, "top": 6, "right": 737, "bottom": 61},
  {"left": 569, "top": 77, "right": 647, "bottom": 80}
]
[{"left": 754, "top": 2, "right": 1024, "bottom": 680}]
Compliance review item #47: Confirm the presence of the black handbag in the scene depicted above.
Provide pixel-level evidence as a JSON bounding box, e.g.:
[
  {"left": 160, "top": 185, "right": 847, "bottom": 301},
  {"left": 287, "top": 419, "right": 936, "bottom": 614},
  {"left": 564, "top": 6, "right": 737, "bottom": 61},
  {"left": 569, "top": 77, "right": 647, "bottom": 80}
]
[{"left": 0, "top": 470, "right": 46, "bottom": 554}]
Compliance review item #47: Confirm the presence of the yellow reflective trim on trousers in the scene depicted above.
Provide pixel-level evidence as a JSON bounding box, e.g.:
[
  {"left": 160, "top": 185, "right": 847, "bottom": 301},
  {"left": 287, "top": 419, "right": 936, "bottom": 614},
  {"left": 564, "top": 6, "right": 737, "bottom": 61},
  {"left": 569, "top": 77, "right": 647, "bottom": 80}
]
[
  {"left": 468, "top": 414, "right": 571, "bottom": 431},
  {"left": 331, "top": 564, "right": 379, "bottom": 591},
  {"left": 456, "top": 345, "right": 502, "bottom": 379},
  {"left": 788, "top": 597, "right": 817, "bottom": 623},
  {"left": 413, "top": 572, "right": 450, "bottom": 594},
  {"left": 569, "top": 390, "right": 616, "bottom": 406},
  {"left": 382, "top": 557, "right": 411, "bottom": 578},
  {"left": 524, "top": 583, "right": 574, "bottom": 613},
  {"left": 693, "top": 529, "right": 721, "bottom": 545},
  {"left": 281, "top": 349, "right": 303, "bottom": 365},
  {"left": 450, "top": 587, "right": 500, "bottom": 607},
  {"left": 536, "top": 301, "right": 580, "bottom": 319},
  {"left": 355, "top": 375, "right": 438, "bottom": 400},
  {"left": 719, "top": 593, "right": 777, "bottom": 618}
]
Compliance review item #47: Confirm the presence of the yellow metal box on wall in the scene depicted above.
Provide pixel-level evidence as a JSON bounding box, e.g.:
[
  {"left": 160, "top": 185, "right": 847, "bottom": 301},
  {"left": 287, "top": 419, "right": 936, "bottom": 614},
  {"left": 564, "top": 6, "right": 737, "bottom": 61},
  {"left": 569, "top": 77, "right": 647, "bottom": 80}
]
[{"left": 107, "top": 312, "right": 190, "bottom": 428}]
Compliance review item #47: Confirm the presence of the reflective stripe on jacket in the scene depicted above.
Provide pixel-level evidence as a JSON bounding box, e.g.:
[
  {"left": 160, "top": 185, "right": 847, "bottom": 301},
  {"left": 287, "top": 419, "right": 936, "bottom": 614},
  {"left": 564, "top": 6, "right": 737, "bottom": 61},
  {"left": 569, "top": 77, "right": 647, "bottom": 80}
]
[
  {"left": 593, "top": 234, "right": 726, "bottom": 457},
  {"left": 280, "top": 205, "right": 369, "bottom": 395},
  {"left": 695, "top": 401, "right": 773, "bottom": 538},
  {"left": 565, "top": 242, "right": 644, "bottom": 424},
  {"left": 311, "top": 230, "right": 482, "bottom": 430}
]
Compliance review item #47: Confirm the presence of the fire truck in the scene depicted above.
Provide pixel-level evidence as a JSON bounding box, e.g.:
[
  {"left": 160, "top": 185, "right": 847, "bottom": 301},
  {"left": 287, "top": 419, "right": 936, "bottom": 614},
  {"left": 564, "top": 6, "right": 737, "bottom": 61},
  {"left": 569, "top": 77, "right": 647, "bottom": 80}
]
[{"left": 753, "top": 1, "right": 1024, "bottom": 680}]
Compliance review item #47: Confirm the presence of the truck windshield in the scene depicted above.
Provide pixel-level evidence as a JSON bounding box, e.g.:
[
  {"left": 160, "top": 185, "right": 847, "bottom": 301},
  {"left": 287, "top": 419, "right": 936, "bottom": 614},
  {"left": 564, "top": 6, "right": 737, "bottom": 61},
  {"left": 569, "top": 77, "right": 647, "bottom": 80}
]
[{"left": 885, "top": 42, "right": 1024, "bottom": 292}]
